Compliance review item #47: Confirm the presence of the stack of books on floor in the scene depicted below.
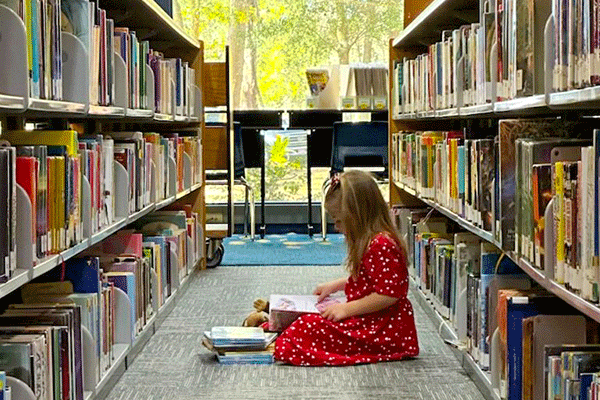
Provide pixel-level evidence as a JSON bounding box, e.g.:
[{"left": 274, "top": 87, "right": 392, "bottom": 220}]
[{"left": 202, "top": 327, "right": 277, "bottom": 364}]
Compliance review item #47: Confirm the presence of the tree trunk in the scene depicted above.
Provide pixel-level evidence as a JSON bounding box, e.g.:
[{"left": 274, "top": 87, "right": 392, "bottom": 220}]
[
  {"left": 362, "top": 36, "right": 372, "bottom": 63},
  {"left": 338, "top": 49, "right": 350, "bottom": 65},
  {"left": 229, "top": 0, "right": 247, "bottom": 109},
  {"left": 241, "top": 0, "right": 261, "bottom": 109}
]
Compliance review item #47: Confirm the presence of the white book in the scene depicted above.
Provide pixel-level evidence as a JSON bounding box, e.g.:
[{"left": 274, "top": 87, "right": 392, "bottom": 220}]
[
  {"left": 103, "top": 137, "right": 114, "bottom": 226},
  {"left": 582, "top": 147, "right": 595, "bottom": 299}
]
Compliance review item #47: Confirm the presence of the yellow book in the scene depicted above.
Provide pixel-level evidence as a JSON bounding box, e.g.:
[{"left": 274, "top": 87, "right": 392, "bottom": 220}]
[
  {"left": 554, "top": 162, "right": 565, "bottom": 283},
  {"left": 47, "top": 157, "right": 55, "bottom": 253},
  {"left": 2, "top": 130, "right": 79, "bottom": 156},
  {"left": 153, "top": 243, "right": 162, "bottom": 305},
  {"left": 21, "top": 281, "right": 74, "bottom": 303}
]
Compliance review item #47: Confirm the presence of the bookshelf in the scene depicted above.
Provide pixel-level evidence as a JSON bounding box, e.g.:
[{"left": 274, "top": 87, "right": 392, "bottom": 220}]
[
  {"left": 0, "top": 0, "right": 206, "bottom": 398},
  {"left": 390, "top": 0, "right": 600, "bottom": 399},
  {"left": 204, "top": 46, "right": 234, "bottom": 255}
]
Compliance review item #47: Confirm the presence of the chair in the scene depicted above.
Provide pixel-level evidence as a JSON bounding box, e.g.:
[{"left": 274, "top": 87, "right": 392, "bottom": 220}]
[{"left": 321, "top": 121, "right": 388, "bottom": 238}]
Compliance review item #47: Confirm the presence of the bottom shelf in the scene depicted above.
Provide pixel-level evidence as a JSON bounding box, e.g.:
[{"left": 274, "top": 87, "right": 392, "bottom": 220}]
[
  {"left": 409, "top": 278, "right": 500, "bottom": 400},
  {"left": 90, "top": 264, "right": 199, "bottom": 400}
]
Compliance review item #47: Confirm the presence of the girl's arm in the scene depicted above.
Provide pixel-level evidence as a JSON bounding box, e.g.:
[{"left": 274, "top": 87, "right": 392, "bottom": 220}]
[
  {"left": 321, "top": 292, "right": 398, "bottom": 322},
  {"left": 314, "top": 277, "right": 347, "bottom": 301}
]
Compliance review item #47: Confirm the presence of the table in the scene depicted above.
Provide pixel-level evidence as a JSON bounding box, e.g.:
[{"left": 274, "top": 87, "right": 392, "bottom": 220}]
[{"left": 233, "top": 109, "right": 388, "bottom": 237}]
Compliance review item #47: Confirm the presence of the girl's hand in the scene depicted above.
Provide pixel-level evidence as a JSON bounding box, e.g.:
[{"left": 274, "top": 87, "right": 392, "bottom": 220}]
[
  {"left": 313, "top": 282, "right": 335, "bottom": 302},
  {"left": 320, "top": 303, "right": 349, "bottom": 322}
]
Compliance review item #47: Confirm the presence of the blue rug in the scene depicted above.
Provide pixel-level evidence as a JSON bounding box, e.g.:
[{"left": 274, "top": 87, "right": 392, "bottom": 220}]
[{"left": 220, "top": 233, "right": 346, "bottom": 266}]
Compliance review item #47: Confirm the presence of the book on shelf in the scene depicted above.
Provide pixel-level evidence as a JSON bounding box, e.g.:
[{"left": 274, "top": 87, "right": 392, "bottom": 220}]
[
  {"left": 1, "top": 0, "right": 198, "bottom": 113},
  {"left": 268, "top": 294, "right": 347, "bottom": 332},
  {"left": 522, "top": 314, "right": 587, "bottom": 400}
]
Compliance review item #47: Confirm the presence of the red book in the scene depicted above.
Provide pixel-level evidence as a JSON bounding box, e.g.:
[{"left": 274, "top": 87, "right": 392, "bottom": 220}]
[
  {"left": 16, "top": 157, "right": 38, "bottom": 252},
  {"left": 101, "top": 230, "right": 143, "bottom": 258}
]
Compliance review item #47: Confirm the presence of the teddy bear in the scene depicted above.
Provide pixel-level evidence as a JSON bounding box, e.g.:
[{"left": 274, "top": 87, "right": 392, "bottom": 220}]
[{"left": 242, "top": 298, "right": 270, "bottom": 327}]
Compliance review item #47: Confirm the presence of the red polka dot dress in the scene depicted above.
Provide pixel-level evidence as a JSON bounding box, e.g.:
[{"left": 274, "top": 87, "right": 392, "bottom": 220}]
[{"left": 274, "top": 233, "right": 419, "bottom": 366}]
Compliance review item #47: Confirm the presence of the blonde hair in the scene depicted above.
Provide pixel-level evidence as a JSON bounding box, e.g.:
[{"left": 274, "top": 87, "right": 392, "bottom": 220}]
[{"left": 324, "top": 170, "right": 405, "bottom": 277}]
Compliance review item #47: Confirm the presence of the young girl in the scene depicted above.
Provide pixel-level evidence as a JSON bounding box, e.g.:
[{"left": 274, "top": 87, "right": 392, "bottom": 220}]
[{"left": 274, "top": 170, "right": 419, "bottom": 366}]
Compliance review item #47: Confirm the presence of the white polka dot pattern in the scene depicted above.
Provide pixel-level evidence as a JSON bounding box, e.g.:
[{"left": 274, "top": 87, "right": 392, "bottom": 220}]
[{"left": 274, "top": 233, "right": 420, "bottom": 366}]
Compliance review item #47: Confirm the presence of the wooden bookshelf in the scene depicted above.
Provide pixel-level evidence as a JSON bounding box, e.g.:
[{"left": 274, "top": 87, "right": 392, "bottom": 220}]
[
  {"left": 98, "top": 0, "right": 199, "bottom": 54},
  {"left": 394, "top": 0, "right": 479, "bottom": 48},
  {"left": 0, "top": 0, "right": 207, "bottom": 398},
  {"left": 389, "top": 0, "right": 600, "bottom": 398}
]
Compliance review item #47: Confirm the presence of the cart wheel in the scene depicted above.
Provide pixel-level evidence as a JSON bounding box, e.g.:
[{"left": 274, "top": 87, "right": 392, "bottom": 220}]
[{"left": 206, "top": 244, "right": 224, "bottom": 268}]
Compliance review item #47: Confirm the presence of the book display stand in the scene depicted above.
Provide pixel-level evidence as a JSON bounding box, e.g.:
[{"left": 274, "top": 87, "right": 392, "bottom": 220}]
[
  {"left": 0, "top": 5, "right": 32, "bottom": 112},
  {"left": 0, "top": 1, "right": 208, "bottom": 398}
]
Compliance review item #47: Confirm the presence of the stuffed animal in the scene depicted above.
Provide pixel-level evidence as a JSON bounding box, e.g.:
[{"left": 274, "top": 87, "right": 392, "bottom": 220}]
[{"left": 242, "top": 298, "right": 270, "bottom": 327}]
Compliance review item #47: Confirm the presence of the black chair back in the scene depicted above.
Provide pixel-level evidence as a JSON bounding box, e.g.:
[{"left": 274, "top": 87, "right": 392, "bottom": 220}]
[
  {"left": 233, "top": 121, "right": 245, "bottom": 179},
  {"left": 330, "top": 121, "right": 388, "bottom": 177}
]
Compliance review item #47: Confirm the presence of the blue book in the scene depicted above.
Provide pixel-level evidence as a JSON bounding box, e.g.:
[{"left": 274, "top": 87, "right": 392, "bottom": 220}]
[
  {"left": 580, "top": 373, "right": 594, "bottom": 400},
  {"left": 61, "top": 0, "right": 90, "bottom": 51},
  {"left": 479, "top": 245, "right": 526, "bottom": 369},
  {"left": 216, "top": 352, "right": 273, "bottom": 364},
  {"left": 506, "top": 295, "right": 572, "bottom": 400},
  {"left": 61, "top": 257, "right": 102, "bottom": 368},
  {"left": 29, "top": 0, "right": 40, "bottom": 98},
  {"left": 506, "top": 296, "right": 540, "bottom": 400},
  {"left": 106, "top": 272, "right": 136, "bottom": 341}
]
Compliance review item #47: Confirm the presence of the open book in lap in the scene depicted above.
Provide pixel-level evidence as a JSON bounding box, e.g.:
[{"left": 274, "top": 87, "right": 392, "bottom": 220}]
[{"left": 269, "top": 294, "right": 347, "bottom": 332}]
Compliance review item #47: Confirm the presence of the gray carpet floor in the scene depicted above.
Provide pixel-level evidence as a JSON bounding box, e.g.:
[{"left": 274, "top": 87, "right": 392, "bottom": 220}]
[{"left": 104, "top": 266, "right": 487, "bottom": 400}]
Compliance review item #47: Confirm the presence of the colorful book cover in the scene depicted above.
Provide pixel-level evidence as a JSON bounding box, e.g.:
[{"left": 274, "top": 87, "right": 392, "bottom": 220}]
[
  {"left": 478, "top": 139, "right": 495, "bottom": 232},
  {"left": 532, "top": 164, "right": 552, "bottom": 269},
  {"left": 478, "top": 243, "right": 525, "bottom": 370},
  {"left": 553, "top": 161, "right": 566, "bottom": 283},
  {"left": 210, "top": 326, "right": 266, "bottom": 345},
  {"left": 498, "top": 119, "right": 570, "bottom": 251}
]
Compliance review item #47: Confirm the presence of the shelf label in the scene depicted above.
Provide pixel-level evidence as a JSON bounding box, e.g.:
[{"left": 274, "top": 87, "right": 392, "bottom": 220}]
[
  {"left": 357, "top": 97, "right": 371, "bottom": 110},
  {"left": 341, "top": 97, "right": 356, "bottom": 109},
  {"left": 373, "top": 97, "right": 387, "bottom": 110}
]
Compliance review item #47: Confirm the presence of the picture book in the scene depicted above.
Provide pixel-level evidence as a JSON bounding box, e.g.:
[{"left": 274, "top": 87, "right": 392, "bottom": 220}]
[
  {"left": 269, "top": 294, "right": 347, "bottom": 332},
  {"left": 498, "top": 119, "right": 571, "bottom": 251},
  {"left": 202, "top": 331, "right": 277, "bottom": 353},
  {"left": 216, "top": 350, "right": 274, "bottom": 365},
  {"left": 209, "top": 327, "right": 266, "bottom": 346}
]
